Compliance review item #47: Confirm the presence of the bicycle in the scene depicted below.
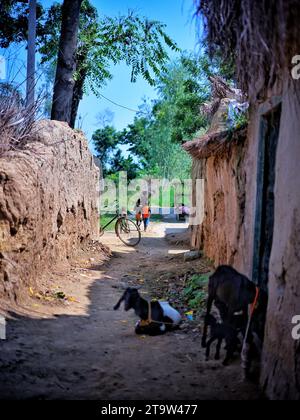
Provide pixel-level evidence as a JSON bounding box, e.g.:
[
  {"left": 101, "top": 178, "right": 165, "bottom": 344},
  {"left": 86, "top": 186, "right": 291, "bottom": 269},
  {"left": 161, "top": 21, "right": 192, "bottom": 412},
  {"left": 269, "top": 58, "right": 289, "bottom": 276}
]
[{"left": 99, "top": 211, "right": 141, "bottom": 247}]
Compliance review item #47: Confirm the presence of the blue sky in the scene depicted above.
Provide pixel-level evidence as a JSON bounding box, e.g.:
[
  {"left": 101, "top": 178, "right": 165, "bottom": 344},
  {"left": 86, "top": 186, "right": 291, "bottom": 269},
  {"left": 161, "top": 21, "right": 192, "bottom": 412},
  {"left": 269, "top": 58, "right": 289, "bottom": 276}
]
[
  {"left": 1, "top": 0, "right": 200, "bottom": 146},
  {"left": 79, "top": 0, "right": 199, "bottom": 139}
]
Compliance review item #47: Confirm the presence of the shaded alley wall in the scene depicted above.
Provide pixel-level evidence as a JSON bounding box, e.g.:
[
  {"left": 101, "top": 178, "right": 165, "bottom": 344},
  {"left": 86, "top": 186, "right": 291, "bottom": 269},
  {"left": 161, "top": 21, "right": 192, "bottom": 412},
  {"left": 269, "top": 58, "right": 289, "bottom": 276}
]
[
  {"left": 189, "top": 79, "right": 300, "bottom": 399},
  {"left": 259, "top": 82, "right": 300, "bottom": 400}
]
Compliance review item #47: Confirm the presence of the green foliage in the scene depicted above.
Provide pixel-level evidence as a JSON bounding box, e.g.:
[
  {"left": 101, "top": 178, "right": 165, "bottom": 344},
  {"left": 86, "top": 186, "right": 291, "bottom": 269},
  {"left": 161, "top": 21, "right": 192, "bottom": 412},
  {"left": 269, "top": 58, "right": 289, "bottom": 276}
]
[
  {"left": 95, "top": 11, "right": 179, "bottom": 89},
  {"left": 183, "top": 273, "right": 211, "bottom": 310},
  {"left": 120, "top": 112, "right": 193, "bottom": 180},
  {"left": 92, "top": 125, "right": 120, "bottom": 168},
  {"left": 92, "top": 126, "right": 141, "bottom": 180},
  {"left": 38, "top": 0, "right": 113, "bottom": 95},
  {"left": 112, "top": 53, "right": 226, "bottom": 180},
  {"left": 195, "top": 50, "right": 236, "bottom": 83},
  {"left": 0, "top": 1, "right": 44, "bottom": 48},
  {"left": 90, "top": 49, "right": 232, "bottom": 183},
  {"left": 155, "top": 53, "right": 211, "bottom": 143},
  {"left": 108, "top": 149, "right": 140, "bottom": 181},
  {"left": 149, "top": 186, "right": 187, "bottom": 208},
  {"left": 1, "top": 1, "right": 178, "bottom": 122},
  {"left": 100, "top": 214, "right": 116, "bottom": 231},
  {"left": 38, "top": 1, "right": 179, "bottom": 104},
  {"left": 227, "top": 109, "right": 248, "bottom": 130}
]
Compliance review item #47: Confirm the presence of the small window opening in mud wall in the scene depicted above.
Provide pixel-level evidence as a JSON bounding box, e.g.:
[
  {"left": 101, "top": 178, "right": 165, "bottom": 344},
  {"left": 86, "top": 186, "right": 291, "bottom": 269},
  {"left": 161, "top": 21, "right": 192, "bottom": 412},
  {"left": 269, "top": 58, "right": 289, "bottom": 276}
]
[{"left": 252, "top": 104, "right": 282, "bottom": 291}]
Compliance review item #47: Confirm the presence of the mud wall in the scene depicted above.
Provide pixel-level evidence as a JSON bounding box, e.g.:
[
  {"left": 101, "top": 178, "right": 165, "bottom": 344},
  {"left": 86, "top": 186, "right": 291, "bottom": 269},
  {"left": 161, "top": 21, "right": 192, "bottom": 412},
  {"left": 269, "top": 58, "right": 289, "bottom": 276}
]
[
  {"left": 0, "top": 120, "right": 100, "bottom": 302},
  {"left": 190, "top": 137, "right": 247, "bottom": 268},
  {"left": 259, "top": 82, "right": 300, "bottom": 400},
  {"left": 190, "top": 79, "right": 300, "bottom": 399}
]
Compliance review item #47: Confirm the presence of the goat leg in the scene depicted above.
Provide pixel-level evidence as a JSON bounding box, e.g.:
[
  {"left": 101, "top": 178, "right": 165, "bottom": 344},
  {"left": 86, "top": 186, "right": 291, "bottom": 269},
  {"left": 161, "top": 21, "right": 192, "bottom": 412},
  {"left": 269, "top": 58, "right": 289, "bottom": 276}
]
[
  {"left": 215, "top": 338, "right": 222, "bottom": 360},
  {"left": 223, "top": 348, "right": 235, "bottom": 366},
  {"left": 222, "top": 355, "right": 230, "bottom": 366},
  {"left": 205, "top": 337, "right": 215, "bottom": 361},
  {"left": 113, "top": 294, "right": 125, "bottom": 310},
  {"left": 202, "top": 327, "right": 208, "bottom": 348},
  {"left": 202, "top": 296, "right": 213, "bottom": 347}
]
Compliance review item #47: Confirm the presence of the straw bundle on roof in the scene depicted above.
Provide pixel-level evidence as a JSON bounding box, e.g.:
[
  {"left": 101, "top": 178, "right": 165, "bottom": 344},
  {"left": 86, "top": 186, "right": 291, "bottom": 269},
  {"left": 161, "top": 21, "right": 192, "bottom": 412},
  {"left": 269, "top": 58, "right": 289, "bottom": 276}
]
[
  {"left": 195, "top": 0, "right": 300, "bottom": 99},
  {"left": 183, "top": 125, "right": 247, "bottom": 160}
]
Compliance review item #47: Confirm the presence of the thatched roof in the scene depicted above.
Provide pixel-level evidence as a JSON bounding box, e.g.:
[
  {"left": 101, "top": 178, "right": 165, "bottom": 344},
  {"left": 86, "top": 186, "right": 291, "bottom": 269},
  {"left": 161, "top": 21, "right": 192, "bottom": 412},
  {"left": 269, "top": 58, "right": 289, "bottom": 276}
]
[
  {"left": 184, "top": 74, "right": 248, "bottom": 160},
  {"left": 183, "top": 125, "right": 247, "bottom": 160},
  {"left": 195, "top": 0, "right": 300, "bottom": 100},
  {"left": 201, "top": 76, "right": 245, "bottom": 119}
]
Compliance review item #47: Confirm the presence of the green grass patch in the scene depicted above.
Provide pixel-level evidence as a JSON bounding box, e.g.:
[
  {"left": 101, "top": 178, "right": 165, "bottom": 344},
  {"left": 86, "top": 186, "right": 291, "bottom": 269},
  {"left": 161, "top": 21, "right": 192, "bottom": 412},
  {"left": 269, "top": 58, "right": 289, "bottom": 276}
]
[
  {"left": 149, "top": 214, "right": 163, "bottom": 222},
  {"left": 149, "top": 185, "right": 191, "bottom": 208},
  {"left": 183, "top": 273, "right": 211, "bottom": 311},
  {"left": 100, "top": 214, "right": 116, "bottom": 231}
]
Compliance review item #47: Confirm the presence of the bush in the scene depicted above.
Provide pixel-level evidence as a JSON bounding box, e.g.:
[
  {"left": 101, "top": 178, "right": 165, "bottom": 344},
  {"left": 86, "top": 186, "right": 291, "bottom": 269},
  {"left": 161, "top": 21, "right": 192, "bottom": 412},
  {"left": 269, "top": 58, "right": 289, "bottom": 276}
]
[
  {"left": 183, "top": 273, "right": 211, "bottom": 311},
  {"left": 0, "top": 83, "right": 36, "bottom": 156}
]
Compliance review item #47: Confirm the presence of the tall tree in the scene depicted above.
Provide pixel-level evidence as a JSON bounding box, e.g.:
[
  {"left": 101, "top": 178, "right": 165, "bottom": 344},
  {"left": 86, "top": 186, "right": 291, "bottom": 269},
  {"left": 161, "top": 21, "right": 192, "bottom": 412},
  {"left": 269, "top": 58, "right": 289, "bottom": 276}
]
[
  {"left": 51, "top": 0, "right": 83, "bottom": 123},
  {"left": 0, "top": 1, "right": 178, "bottom": 127},
  {"left": 26, "top": 0, "right": 36, "bottom": 108},
  {"left": 0, "top": 1, "right": 44, "bottom": 48},
  {"left": 113, "top": 53, "right": 229, "bottom": 180},
  {"left": 92, "top": 125, "right": 120, "bottom": 171},
  {"left": 40, "top": 1, "right": 178, "bottom": 127},
  {"left": 108, "top": 149, "right": 140, "bottom": 181}
]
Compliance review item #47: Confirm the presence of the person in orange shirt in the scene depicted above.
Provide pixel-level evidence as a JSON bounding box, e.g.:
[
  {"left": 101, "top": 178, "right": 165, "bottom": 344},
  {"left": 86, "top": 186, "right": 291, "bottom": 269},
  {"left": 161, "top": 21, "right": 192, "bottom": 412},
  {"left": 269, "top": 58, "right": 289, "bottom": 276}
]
[{"left": 142, "top": 203, "right": 151, "bottom": 232}]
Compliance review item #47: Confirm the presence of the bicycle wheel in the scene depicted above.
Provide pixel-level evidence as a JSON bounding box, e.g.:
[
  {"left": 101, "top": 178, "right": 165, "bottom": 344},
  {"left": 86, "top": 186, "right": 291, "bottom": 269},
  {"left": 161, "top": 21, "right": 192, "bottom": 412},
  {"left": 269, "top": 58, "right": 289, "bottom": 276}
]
[{"left": 115, "top": 217, "right": 141, "bottom": 247}]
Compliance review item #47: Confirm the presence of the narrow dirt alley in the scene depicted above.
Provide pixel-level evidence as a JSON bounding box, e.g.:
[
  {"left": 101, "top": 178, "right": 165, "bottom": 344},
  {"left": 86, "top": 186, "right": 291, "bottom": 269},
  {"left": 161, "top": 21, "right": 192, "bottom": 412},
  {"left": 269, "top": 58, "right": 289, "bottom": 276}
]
[{"left": 0, "top": 221, "right": 260, "bottom": 400}]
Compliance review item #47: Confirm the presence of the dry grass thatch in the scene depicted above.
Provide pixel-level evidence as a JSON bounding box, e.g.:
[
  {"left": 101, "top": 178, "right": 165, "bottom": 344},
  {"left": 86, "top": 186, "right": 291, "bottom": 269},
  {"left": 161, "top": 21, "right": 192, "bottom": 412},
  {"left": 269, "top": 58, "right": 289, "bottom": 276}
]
[
  {"left": 200, "top": 75, "right": 245, "bottom": 119},
  {"left": 0, "top": 84, "right": 37, "bottom": 156},
  {"left": 183, "top": 125, "right": 247, "bottom": 160},
  {"left": 195, "top": 0, "right": 300, "bottom": 99}
]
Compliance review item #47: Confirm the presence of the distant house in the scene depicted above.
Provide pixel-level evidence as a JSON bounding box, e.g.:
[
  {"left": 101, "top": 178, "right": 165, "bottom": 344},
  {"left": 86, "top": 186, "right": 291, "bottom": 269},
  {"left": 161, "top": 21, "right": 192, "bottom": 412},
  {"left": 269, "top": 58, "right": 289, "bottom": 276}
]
[{"left": 189, "top": 0, "right": 300, "bottom": 400}]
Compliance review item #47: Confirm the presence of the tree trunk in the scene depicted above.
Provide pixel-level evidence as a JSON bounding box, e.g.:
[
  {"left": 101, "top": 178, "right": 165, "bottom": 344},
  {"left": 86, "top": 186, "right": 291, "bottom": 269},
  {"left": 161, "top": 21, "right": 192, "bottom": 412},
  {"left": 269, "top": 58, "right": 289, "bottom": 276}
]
[
  {"left": 51, "top": 0, "right": 83, "bottom": 125},
  {"left": 26, "top": 0, "right": 36, "bottom": 108},
  {"left": 70, "top": 78, "right": 83, "bottom": 129},
  {"left": 69, "top": 51, "right": 88, "bottom": 129}
]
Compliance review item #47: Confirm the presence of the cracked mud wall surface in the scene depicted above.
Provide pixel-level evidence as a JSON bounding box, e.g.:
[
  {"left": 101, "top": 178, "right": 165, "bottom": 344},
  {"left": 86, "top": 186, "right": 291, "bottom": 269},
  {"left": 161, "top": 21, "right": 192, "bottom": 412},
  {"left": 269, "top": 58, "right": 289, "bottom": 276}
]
[
  {"left": 260, "top": 83, "right": 300, "bottom": 400},
  {"left": 191, "top": 138, "right": 247, "bottom": 269},
  {"left": 190, "top": 80, "right": 300, "bottom": 399},
  {"left": 0, "top": 120, "right": 100, "bottom": 303}
]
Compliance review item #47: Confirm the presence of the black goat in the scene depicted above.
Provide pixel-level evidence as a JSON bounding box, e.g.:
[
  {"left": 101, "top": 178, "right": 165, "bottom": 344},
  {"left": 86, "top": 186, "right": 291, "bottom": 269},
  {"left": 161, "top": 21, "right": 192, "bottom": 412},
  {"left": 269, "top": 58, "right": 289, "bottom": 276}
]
[
  {"left": 204, "top": 314, "right": 241, "bottom": 365},
  {"left": 202, "top": 265, "right": 257, "bottom": 348},
  {"left": 114, "top": 287, "right": 181, "bottom": 336}
]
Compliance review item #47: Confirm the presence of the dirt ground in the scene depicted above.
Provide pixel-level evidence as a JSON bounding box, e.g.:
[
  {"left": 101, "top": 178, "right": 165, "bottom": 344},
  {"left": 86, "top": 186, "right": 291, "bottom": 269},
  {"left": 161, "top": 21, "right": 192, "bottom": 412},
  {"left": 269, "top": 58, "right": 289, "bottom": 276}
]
[{"left": 0, "top": 220, "right": 261, "bottom": 400}]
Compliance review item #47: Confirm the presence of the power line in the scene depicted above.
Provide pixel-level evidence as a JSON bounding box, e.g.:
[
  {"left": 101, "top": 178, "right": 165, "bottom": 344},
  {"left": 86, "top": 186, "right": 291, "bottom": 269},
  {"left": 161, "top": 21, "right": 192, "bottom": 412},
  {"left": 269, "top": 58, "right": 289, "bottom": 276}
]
[{"left": 99, "top": 93, "right": 146, "bottom": 114}]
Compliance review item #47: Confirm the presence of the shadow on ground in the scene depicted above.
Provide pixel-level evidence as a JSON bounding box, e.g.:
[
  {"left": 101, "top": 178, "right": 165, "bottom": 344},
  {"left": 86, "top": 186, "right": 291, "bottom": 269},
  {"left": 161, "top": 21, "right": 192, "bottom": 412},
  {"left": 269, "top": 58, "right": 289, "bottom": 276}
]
[{"left": 0, "top": 223, "right": 261, "bottom": 400}]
